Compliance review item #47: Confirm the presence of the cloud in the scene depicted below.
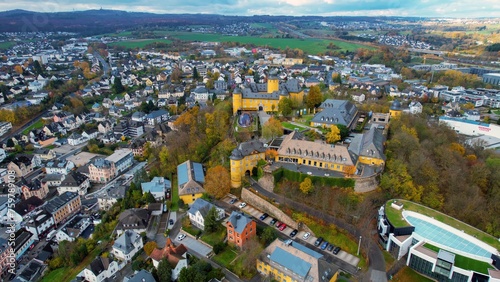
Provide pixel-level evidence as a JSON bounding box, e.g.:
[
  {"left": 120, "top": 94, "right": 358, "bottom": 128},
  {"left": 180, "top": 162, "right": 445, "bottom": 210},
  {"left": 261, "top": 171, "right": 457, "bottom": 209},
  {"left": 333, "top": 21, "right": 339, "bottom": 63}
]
[{"left": 0, "top": 0, "right": 499, "bottom": 17}]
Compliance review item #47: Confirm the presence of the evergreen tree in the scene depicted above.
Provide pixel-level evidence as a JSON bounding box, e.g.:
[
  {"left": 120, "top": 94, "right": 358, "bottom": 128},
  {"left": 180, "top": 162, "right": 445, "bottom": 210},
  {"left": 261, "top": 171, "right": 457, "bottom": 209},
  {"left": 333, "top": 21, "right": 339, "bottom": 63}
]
[{"left": 112, "top": 77, "right": 125, "bottom": 94}]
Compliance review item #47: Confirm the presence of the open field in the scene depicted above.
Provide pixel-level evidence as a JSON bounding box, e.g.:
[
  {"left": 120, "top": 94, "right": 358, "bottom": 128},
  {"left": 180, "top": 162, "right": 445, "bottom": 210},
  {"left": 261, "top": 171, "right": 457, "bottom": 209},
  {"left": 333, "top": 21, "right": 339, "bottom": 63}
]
[
  {"left": 108, "top": 39, "right": 171, "bottom": 49},
  {"left": 0, "top": 41, "right": 16, "bottom": 50},
  {"left": 385, "top": 200, "right": 500, "bottom": 251},
  {"left": 169, "top": 32, "right": 375, "bottom": 53},
  {"left": 22, "top": 119, "right": 44, "bottom": 135}
]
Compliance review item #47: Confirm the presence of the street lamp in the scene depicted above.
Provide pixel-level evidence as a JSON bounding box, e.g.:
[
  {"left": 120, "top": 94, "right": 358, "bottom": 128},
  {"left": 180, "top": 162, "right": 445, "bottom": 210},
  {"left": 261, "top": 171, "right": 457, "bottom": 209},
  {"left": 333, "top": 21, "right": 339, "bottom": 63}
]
[{"left": 357, "top": 236, "right": 362, "bottom": 256}]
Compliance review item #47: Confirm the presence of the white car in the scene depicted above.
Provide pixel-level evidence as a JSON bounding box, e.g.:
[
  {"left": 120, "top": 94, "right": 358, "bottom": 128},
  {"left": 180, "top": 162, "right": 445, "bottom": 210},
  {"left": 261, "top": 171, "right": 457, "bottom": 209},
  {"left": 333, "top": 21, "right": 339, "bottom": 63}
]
[
  {"left": 302, "top": 232, "right": 311, "bottom": 240},
  {"left": 177, "top": 233, "right": 186, "bottom": 241},
  {"left": 238, "top": 202, "right": 247, "bottom": 209}
]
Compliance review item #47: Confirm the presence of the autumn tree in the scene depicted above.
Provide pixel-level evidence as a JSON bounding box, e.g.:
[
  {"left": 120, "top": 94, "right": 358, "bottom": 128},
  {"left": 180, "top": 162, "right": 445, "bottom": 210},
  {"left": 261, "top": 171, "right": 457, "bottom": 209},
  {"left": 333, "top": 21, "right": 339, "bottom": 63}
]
[
  {"left": 14, "top": 65, "right": 23, "bottom": 75},
  {"left": 299, "top": 177, "right": 313, "bottom": 194},
  {"left": 343, "top": 165, "right": 356, "bottom": 177},
  {"left": 325, "top": 125, "right": 341, "bottom": 143},
  {"left": 204, "top": 165, "right": 231, "bottom": 199},
  {"left": 265, "top": 149, "right": 278, "bottom": 160},
  {"left": 262, "top": 117, "right": 283, "bottom": 140},
  {"left": 306, "top": 85, "right": 322, "bottom": 110},
  {"left": 278, "top": 97, "right": 293, "bottom": 117},
  {"left": 143, "top": 241, "right": 157, "bottom": 256}
]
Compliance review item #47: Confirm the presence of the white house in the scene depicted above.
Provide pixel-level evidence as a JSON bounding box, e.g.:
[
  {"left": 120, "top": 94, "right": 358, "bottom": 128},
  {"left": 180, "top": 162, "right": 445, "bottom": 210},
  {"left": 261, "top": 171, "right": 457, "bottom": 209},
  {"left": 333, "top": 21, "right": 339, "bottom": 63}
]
[
  {"left": 192, "top": 86, "right": 209, "bottom": 101},
  {"left": 408, "top": 101, "right": 423, "bottom": 114},
  {"left": 141, "top": 177, "right": 171, "bottom": 201},
  {"left": 112, "top": 230, "right": 143, "bottom": 262},
  {"left": 57, "top": 171, "right": 90, "bottom": 196},
  {"left": 187, "top": 198, "right": 225, "bottom": 230},
  {"left": 45, "top": 160, "right": 75, "bottom": 175},
  {"left": 67, "top": 132, "right": 88, "bottom": 146},
  {"left": 145, "top": 109, "right": 169, "bottom": 126},
  {"left": 78, "top": 256, "right": 120, "bottom": 282},
  {"left": 0, "top": 148, "right": 6, "bottom": 163}
]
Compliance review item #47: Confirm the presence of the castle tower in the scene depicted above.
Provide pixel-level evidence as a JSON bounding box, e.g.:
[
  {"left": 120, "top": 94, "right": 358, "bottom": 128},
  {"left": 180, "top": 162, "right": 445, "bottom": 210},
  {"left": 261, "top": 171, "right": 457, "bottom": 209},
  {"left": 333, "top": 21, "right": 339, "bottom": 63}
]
[
  {"left": 267, "top": 76, "right": 279, "bottom": 94},
  {"left": 229, "top": 150, "right": 243, "bottom": 188},
  {"left": 232, "top": 87, "right": 243, "bottom": 115},
  {"left": 389, "top": 99, "right": 402, "bottom": 119}
]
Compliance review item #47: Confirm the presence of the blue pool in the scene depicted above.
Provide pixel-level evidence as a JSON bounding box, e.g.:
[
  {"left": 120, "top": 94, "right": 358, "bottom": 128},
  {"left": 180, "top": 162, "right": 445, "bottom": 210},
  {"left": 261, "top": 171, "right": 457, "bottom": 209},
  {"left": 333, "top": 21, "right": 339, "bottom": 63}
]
[{"left": 405, "top": 215, "right": 492, "bottom": 258}]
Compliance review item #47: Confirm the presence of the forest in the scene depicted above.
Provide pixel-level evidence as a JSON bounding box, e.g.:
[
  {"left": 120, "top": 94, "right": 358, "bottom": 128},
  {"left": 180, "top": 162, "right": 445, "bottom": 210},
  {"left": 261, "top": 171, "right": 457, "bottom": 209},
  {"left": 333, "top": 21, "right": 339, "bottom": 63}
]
[{"left": 381, "top": 114, "right": 500, "bottom": 237}]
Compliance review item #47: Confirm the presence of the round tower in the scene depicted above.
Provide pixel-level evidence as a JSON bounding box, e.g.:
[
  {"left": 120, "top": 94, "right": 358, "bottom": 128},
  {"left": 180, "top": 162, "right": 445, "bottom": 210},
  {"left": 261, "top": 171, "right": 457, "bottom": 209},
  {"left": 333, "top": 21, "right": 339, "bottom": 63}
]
[
  {"left": 229, "top": 148, "right": 243, "bottom": 188},
  {"left": 389, "top": 99, "right": 402, "bottom": 119}
]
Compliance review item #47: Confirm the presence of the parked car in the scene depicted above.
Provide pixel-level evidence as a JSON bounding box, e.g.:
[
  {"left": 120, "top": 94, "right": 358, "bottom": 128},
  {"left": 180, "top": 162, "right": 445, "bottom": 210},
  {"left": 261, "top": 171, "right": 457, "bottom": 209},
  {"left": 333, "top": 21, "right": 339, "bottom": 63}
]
[
  {"left": 177, "top": 234, "right": 186, "bottom": 241},
  {"left": 279, "top": 224, "right": 287, "bottom": 231},
  {"left": 314, "top": 237, "right": 323, "bottom": 246},
  {"left": 259, "top": 213, "right": 269, "bottom": 220},
  {"left": 229, "top": 198, "right": 237, "bottom": 204},
  {"left": 238, "top": 202, "right": 247, "bottom": 209},
  {"left": 289, "top": 229, "right": 298, "bottom": 237},
  {"left": 327, "top": 244, "right": 335, "bottom": 252},
  {"left": 275, "top": 221, "right": 283, "bottom": 228},
  {"left": 320, "top": 241, "right": 329, "bottom": 250},
  {"left": 302, "top": 232, "right": 311, "bottom": 240},
  {"left": 169, "top": 219, "right": 174, "bottom": 225},
  {"left": 333, "top": 246, "right": 341, "bottom": 255},
  {"left": 270, "top": 218, "right": 278, "bottom": 225}
]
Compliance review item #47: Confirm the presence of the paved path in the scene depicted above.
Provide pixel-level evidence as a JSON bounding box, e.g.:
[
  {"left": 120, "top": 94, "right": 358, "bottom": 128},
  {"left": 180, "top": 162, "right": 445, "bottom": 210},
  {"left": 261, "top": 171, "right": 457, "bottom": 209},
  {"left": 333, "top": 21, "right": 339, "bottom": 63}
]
[{"left": 248, "top": 177, "right": 386, "bottom": 279}]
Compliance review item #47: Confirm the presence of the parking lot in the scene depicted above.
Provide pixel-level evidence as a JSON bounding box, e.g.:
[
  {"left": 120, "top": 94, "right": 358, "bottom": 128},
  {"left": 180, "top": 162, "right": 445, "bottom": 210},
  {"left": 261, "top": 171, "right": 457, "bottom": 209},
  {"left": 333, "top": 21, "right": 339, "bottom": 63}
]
[{"left": 222, "top": 196, "right": 360, "bottom": 267}]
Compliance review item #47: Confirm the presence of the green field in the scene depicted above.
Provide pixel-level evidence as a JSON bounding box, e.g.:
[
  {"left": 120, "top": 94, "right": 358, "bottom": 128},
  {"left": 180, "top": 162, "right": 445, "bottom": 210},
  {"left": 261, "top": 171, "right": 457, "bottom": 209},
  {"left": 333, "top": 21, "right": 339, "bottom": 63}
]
[
  {"left": 108, "top": 39, "right": 172, "bottom": 49},
  {"left": 22, "top": 119, "right": 44, "bottom": 135},
  {"left": 391, "top": 266, "right": 434, "bottom": 282},
  {"left": 200, "top": 227, "right": 226, "bottom": 246},
  {"left": 281, "top": 122, "right": 307, "bottom": 131},
  {"left": 385, "top": 200, "right": 500, "bottom": 251},
  {"left": 0, "top": 41, "right": 16, "bottom": 50},
  {"left": 169, "top": 32, "right": 375, "bottom": 54}
]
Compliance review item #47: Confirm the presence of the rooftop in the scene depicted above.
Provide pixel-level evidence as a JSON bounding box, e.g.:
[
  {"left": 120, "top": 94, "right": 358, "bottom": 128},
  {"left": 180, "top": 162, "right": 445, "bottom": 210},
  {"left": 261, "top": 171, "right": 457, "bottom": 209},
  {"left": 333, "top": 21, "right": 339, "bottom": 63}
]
[{"left": 424, "top": 243, "right": 493, "bottom": 275}]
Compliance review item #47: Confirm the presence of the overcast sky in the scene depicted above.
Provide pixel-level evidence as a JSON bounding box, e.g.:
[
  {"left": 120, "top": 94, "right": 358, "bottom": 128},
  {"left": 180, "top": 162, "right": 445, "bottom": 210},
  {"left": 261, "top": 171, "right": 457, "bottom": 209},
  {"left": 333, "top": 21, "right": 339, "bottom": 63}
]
[{"left": 0, "top": 0, "right": 499, "bottom": 17}]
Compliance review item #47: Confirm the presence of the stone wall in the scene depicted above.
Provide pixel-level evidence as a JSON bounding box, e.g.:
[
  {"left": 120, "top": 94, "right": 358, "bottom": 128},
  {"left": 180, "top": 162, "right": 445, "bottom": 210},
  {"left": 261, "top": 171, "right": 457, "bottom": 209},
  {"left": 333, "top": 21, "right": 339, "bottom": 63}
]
[
  {"left": 241, "top": 188, "right": 313, "bottom": 235},
  {"left": 257, "top": 174, "right": 274, "bottom": 192},
  {"left": 354, "top": 174, "right": 379, "bottom": 193}
]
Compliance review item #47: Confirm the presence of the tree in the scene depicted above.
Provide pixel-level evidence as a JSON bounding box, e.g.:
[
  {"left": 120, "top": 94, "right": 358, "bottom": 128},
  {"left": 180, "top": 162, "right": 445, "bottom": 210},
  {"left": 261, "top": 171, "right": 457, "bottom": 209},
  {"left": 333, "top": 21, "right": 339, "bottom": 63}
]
[
  {"left": 332, "top": 72, "right": 342, "bottom": 84},
  {"left": 143, "top": 241, "right": 157, "bottom": 256},
  {"left": 193, "top": 67, "right": 199, "bottom": 80},
  {"left": 178, "top": 267, "right": 204, "bottom": 282},
  {"left": 299, "top": 177, "right": 313, "bottom": 194},
  {"left": 157, "top": 258, "right": 173, "bottom": 282},
  {"left": 278, "top": 97, "right": 293, "bottom": 117},
  {"left": 306, "top": 85, "right": 323, "bottom": 110},
  {"left": 336, "top": 124, "right": 349, "bottom": 140},
  {"left": 325, "top": 125, "right": 341, "bottom": 143},
  {"left": 204, "top": 206, "right": 219, "bottom": 233},
  {"left": 265, "top": 149, "right": 278, "bottom": 160},
  {"left": 262, "top": 117, "right": 283, "bottom": 140},
  {"left": 14, "top": 65, "right": 23, "bottom": 75},
  {"left": 33, "top": 60, "right": 44, "bottom": 76},
  {"left": 343, "top": 165, "right": 356, "bottom": 177},
  {"left": 143, "top": 191, "right": 156, "bottom": 203},
  {"left": 204, "top": 166, "right": 231, "bottom": 199},
  {"left": 261, "top": 227, "right": 277, "bottom": 244},
  {"left": 112, "top": 77, "right": 124, "bottom": 94}
]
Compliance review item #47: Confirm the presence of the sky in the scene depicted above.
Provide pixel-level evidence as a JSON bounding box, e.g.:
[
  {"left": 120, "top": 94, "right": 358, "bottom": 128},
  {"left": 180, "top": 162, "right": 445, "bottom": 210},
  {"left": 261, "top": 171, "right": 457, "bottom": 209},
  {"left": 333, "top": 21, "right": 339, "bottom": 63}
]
[{"left": 0, "top": 0, "right": 499, "bottom": 18}]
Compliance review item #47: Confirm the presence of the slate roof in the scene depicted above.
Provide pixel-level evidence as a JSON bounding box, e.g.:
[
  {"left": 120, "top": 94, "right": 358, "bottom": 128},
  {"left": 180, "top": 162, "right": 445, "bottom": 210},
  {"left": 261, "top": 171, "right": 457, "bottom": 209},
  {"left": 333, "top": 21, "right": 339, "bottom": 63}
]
[
  {"left": 125, "top": 270, "right": 156, "bottom": 282},
  {"left": 117, "top": 208, "right": 150, "bottom": 231},
  {"left": 113, "top": 230, "right": 141, "bottom": 255},
  {"left": 187, "top": 198, "right": 216, "bottom": 218},
  {"left": 311, "top": 99, "right": 358, "bottom": 128},
  {"left": 14, "top": 196, "right": 44, "bottom": 216},
  {"left": 348, "top": 125, "right": 386, "bottom": 161},
  {"left": 44, "top": 192, "right": 78, "bottom": 214},
  {"left": 227, "top": 211, "right": 253, "bottom": 235},
  {"left": 87, "top": 256, "right": 113, "bottom": 276},
  {"left": 60, "top": 171, "right": 88, "bottom": 187},
  {"left": 229, "top": 140, "right": 266, "bottom": 160}
]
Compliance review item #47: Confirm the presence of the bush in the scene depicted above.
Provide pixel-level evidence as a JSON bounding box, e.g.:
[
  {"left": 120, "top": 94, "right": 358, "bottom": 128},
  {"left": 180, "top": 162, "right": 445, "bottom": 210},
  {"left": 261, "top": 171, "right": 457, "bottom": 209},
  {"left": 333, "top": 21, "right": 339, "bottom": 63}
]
[{"left": 213, "top": 242, "right": 226, "bottom": 255}]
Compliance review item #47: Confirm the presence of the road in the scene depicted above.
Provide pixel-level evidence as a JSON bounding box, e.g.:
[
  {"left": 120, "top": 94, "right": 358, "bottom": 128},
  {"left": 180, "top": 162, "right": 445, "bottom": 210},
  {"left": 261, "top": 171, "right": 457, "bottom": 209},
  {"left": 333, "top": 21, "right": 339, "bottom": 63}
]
[
  {"left": 94, "top": 52, "right": 111, "bottom": 78},
  {"left": 0, "top": 110, "right": 49, "bottom": 143},
  {"left": 247, "top": 177, "right": 386, "bottom": 280},
  {"left": 86, "top": 162, "right": 146, "bottom": 199}
]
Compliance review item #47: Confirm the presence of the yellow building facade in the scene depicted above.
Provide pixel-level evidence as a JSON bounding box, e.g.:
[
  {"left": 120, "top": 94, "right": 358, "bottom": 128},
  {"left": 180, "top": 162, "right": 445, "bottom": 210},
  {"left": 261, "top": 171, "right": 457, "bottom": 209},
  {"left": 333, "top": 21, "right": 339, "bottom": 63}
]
[
  {"left": 229, "top": 141, "right": 267, "bottom": 188},
  {"left": 179, "top": 193, "right": 204, "bottom": 205},
  {"left": 389, "top": 100, "right": 402, "bottom": 119},
  {"left": 232, "top": 77, "right": 304, "bottom": 114}
]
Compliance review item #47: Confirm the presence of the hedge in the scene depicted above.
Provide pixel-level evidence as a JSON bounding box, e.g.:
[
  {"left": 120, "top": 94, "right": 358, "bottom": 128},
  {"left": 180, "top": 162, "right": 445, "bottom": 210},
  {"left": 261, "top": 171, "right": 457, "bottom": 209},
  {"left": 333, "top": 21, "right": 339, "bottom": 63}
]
[{"left": 272, "top": 167, "right": 355, "bottom": 188}]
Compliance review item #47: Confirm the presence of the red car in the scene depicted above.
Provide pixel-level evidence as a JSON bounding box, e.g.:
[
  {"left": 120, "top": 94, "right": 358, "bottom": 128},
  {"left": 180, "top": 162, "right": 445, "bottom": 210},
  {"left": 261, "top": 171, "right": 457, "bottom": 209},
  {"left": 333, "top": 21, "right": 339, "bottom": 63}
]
[
  {"left": 275, "top": 221, "right": 282, "bottom": 228},
  {"left": 279, "top": 224, "right": 287, "bottom": 231}
]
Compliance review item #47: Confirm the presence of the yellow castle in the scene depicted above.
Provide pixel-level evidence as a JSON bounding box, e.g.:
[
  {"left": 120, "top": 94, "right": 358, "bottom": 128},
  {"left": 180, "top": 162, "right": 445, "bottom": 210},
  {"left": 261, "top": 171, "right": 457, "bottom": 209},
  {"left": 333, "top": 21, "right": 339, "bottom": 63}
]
[{"left": 232, "top": 77, "right": 304, "bottom": 114}]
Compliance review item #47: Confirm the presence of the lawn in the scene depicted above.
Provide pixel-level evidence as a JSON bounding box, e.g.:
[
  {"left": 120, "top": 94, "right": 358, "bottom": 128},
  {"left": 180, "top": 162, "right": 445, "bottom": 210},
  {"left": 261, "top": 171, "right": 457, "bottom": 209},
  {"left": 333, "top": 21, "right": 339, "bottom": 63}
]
[
  {"left": 391, "top": 266, "right": 434, "bottom": 282},
  {"left": 108, "top": 39, "right": 171, "bottom": 49},
  {"left": 169, "top": 177, "right": 179, "bottom": 211},
  {"left": 181, "top": 217, "right": 201, "bottom": 237},
  {"left": 281, "top": 122, "right": 306, "bottom": 131},
  {"left": 201, "top": 227, "right": 226, "bottom": 247},
  {"left": 385, "top": 199, "right": 500, "bottom": 251},
  {"left": 169, "top": 32, "right": 375, "bottom": 54},
  {"left": 41, "top": 243, "right": 104, "bottom": 282},
  {"left": 493, "top": 110, "right": 500, "bottom": 115},
  {"left": 0, "top": 41, "right": 16, "bottom": 50},
  {"left": 22, "top": 119, "right": 44, "bottom": 135},
  {"left": 424, "top": 243, "right": 493, "bottom": 275},
  {"left": 383, "top": 250, "right": 396, "bottom": 271},
  {"left": 213, "top": 247, "right": 238, "bottom": 266}
]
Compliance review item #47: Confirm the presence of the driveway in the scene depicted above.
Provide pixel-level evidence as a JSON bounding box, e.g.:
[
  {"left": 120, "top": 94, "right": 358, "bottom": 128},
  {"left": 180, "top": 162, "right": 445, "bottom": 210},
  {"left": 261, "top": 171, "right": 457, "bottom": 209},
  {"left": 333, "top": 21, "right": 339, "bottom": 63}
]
[{"left": 173, "top": 232, "right": 212, "bottom": 258}]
